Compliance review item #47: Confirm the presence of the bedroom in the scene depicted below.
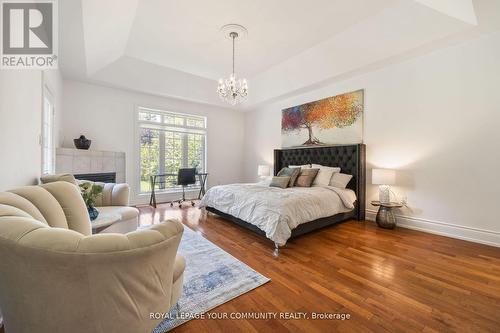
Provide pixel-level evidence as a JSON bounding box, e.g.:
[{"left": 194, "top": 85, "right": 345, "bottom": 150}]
[{"left": 0, "top": 0, "right": 499, "bottom": 332}]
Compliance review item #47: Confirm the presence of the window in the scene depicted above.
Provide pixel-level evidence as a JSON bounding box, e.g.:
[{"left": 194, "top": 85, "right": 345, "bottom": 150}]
[
  {"left": 41, "top": 88, "right": 55, "bottom": 175},
  {"left": 137, "top": 107, "right": 206, "bottom": 193}
]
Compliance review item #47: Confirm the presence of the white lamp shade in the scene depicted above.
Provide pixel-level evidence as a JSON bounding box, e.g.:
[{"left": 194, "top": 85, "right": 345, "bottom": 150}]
[
  {"left": 257, "top": 165, "right": 271, "bottom": 177},
  {"left": 372, "top": 169, "right": 396, "bottom": 185}
]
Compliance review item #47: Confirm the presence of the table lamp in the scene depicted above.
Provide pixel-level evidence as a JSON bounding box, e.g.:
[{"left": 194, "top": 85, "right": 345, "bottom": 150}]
[
  {"left": 257, "top": 165, "right": 271, "bottom": 179},
  {"left": 372, "top": 169, "right": 395, "bottom": 204}
]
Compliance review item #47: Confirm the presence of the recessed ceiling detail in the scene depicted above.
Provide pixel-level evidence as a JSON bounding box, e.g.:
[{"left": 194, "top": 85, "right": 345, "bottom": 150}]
[
  {"left": 59, "top": 0, "right": 498, "bottom": 109},
  {"left": 413, "top": 0, "right": 477, "bottom": 25}
]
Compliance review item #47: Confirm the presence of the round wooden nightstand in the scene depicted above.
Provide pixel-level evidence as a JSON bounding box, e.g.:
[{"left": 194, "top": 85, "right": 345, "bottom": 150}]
[{"left": 371, "top": 201, "right": 403, "bottom": 229}]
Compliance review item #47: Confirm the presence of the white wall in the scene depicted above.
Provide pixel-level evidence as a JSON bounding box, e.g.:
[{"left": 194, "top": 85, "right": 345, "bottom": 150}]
[
  {"left": 62, "top": 80, "right": 245, "bottom": 204},
  {"left": 243, "top": 31, "right": 500, "bottom": 246},
  {"left": 0, "top": 68, "right": 64, "bottom": 191},
  {"left": 0, "top": 70, "right": 43, "bottom": 190}
]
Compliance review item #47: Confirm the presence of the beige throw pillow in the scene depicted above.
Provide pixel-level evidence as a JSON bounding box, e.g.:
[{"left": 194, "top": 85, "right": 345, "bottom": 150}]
[
  {"left": 295, "top": 168, "right": 319, "bottom": 187},
  {"left": 270, "top": 176, "right": 291, "bottom": 189},
  {"left": 277, "top": 167, "right": 301, "bottom": 187},
  {"left": 311, "top": 165, "right": 341, "bottom": 187},
  {"left": 329, "top": 173, "right": 353, "bottom": 189}
]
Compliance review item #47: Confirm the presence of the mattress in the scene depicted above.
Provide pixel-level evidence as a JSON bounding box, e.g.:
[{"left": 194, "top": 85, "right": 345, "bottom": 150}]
[{"left": 199, "top": 183, "right": 356, "bottom": 246}]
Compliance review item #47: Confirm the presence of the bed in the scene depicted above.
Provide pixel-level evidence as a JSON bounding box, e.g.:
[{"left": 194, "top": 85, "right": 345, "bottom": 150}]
[{"left": 200, "top": 144, "right": 366, "bottom": 252}]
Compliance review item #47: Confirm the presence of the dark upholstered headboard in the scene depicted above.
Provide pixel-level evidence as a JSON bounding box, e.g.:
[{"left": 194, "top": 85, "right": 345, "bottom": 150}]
[{"left": 274, "top": 144, "right": 366, "bottom": 220}]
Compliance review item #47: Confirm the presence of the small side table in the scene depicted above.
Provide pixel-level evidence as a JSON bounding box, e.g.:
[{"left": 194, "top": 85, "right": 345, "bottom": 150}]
[{"left": 371, "top": 201, "right": 403, "bottom": 229}]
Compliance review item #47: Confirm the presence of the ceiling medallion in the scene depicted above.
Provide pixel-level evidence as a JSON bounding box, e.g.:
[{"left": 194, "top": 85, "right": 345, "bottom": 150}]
[{"left": 217, "top": 24, "right": 248, "bottom": 105}]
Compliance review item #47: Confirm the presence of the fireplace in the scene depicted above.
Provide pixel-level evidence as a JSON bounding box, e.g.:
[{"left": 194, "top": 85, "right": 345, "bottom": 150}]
[
  {"left": 74, "top": 172, "right": 116, "bottom": 183},
  {"left": 55, "top": 148, "right": 126, "bottom": 183}
]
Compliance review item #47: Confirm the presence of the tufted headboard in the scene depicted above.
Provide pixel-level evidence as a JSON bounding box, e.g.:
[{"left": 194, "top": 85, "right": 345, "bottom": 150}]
[{"left": 274, "top": 144, "right": 366, "bottom": 220}]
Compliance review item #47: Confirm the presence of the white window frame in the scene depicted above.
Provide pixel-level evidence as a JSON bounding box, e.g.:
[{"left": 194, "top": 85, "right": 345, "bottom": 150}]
[
  {"left": 41, "top": 86, "right": 55, "bottom": 175},
  {"left": 135, "top": 106, "right": 207, "bottom": 195}
]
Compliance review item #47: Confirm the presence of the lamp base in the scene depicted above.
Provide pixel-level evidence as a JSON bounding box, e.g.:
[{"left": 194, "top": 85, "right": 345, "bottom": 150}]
[{"left": 378, "top": 185, "right": 391, "bottom": 204}]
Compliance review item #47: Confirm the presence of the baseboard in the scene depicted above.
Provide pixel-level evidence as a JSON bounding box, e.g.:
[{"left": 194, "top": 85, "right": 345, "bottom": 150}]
[
  {"left": 132, "top": 189, "right": 201, "bottom": 206},
  {"left": 366, "top": 209, "right": 500, "bottom": 248}
]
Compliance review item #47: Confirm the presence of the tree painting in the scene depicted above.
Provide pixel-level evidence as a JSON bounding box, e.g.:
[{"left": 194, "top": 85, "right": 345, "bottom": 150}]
[{"left": 281, "top": 90, "right": 363, "bottom": 147}]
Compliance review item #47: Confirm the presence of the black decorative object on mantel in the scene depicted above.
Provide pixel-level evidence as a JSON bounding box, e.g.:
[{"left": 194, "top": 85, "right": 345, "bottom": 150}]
[{"left": 74, "top": 135, "right": 91, "bottom": 150}]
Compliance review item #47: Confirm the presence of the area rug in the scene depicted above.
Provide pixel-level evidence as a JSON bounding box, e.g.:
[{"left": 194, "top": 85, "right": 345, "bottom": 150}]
[{"left": 152, "top": 226, "right": 270, "bottom": 332}]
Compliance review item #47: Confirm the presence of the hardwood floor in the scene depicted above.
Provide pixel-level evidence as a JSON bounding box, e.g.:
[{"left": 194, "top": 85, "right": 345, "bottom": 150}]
[
  {"left": 137, "top": 203, "right": 500, "bottom": 333},
  {"left": 1, "top": 204, "right": 499, "bottom": 333}
]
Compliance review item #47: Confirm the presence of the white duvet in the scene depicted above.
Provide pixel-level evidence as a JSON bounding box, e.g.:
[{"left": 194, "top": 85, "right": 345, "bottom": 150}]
[{"left": 199, "top": 183, "right": 356, "bottom": 246}]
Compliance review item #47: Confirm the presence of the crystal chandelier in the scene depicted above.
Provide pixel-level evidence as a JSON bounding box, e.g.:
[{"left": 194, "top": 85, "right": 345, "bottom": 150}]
[{"left": 217, "top": 31, "right": 248, "bottom": 105}]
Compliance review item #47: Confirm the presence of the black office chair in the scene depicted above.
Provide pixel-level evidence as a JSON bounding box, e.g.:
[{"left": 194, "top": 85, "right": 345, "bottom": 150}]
[{"left": 170, "top": 168, "right": 197, "bottom": 207}]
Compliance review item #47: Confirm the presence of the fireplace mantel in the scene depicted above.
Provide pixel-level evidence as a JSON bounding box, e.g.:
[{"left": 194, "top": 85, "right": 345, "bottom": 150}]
[{"left": 55, "top": 148, "right": 126, "bottom": 183}]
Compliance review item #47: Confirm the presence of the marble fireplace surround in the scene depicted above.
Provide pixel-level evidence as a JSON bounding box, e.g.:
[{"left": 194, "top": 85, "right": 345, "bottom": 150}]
[{"left": 55, "top": 148, "right": 126, "bottom": 183}]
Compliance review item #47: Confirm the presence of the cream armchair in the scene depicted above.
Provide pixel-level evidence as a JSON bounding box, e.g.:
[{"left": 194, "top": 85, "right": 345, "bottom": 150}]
[
  {"left": 0, "top": 181, "right": 185, "bottom": 333},
  {"left": 41, "top": 174, "right": 139, "bottom": 233}
]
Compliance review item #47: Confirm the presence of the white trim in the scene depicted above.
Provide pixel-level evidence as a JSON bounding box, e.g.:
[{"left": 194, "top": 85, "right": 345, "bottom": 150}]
[
  {"left": 366, "top": 209, "right": 500, "bottom": 248},
  {"left": 137, "top": 105, "right": 208, "bottom": 123},
  {"left": 138, "top": 186, "right": 201, "bottom": 196},
  {"left": 133, "top": 105, "right": 208, "bottom": 202},
  {"left": 41, "top": 84, "right": 55, "bottom": 175},
  {"left": 133, "top": 105, "right": 141, "bottom": 200},
  {"left": 132, "top": 189, "right": 201, "bottom": 206}
]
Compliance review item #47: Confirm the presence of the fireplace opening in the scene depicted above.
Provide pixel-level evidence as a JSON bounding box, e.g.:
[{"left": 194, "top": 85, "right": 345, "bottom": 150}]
[{"left": 74, "top": 172, "right": 116, "bottom": 183}]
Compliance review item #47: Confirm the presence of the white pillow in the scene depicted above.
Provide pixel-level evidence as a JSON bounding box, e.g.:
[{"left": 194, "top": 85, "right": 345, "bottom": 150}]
[
  {"left": 289, "top": 164, "right": 311, "bottom": 169},
  {"left": 329, "top": 173, "right": 353, "bottom": 189},
  {"left": 257, "top": 176, "right": 273, "bottom": 186},
  {"left": 312, "top": 165, "right": 341, "bottom": 186},
  {"left": 311, "top": 164, "right": 341, "bottom": 173}
]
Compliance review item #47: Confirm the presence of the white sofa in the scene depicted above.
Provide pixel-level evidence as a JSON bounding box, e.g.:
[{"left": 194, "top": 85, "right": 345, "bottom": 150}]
[
  {"left": 0, "top": 181, "right": 185, "bottom": 333},
  {"left": 40, "top": 174, "right": 139, "bottom": 233}
]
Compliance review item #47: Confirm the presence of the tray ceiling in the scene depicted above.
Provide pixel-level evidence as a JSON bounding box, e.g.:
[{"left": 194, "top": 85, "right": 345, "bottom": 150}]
[{"left": 59, "top": 0, "right": 499, "bottom": 109}]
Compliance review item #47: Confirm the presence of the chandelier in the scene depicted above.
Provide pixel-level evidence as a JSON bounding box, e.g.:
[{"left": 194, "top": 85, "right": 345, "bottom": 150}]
[{"left": 217, "top": 30, "right": 248, "bottom": 105}]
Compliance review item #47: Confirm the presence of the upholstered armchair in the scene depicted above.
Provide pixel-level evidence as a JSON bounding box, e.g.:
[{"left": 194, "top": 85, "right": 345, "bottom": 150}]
[
  {"left": 41, "top": 173, "right": 139, "bottom": 233},
  {"left": 0, "top": 181, "right": 185, "bottom": 333}
]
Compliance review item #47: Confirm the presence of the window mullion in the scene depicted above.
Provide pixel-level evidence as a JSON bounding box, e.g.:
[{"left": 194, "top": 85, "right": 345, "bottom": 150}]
[
  {"left": 182, "top": 133, "right": 188, "bottom": 168},
  {"left": 202, "top": 134, "right": 206, "bottom": 173},
  {"left": 138, "top": 107, "right": 207, "bottom": 194},
  {"left": 159, "top": 130, "right": 166, "bottom": 175}
]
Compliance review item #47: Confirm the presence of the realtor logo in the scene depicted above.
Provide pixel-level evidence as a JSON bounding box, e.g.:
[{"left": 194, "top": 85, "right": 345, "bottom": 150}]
[{"left": 1, "top": 0, "right": 58, "bottom": 69}]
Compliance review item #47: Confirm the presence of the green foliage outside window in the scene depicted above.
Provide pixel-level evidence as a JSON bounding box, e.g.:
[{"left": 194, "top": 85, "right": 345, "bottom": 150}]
[{"left": 138, "top": 109, "right": 206, "bottom": 193}]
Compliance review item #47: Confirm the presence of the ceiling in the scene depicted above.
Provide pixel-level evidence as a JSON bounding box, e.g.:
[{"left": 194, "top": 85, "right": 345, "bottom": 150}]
[
  {"left": 59, "top": 0, "right": 500, "bottom": 109},
  {"left": 125, "top": 0, "right": 396, "bottom": 80}
]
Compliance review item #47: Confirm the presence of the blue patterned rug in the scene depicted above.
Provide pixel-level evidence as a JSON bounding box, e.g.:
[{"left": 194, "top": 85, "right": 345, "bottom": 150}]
[{"left": 152, "top": 226, "right": 270, "bottom": 332}]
